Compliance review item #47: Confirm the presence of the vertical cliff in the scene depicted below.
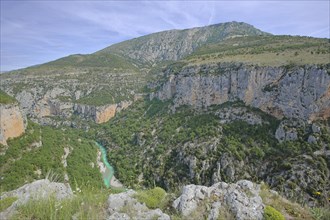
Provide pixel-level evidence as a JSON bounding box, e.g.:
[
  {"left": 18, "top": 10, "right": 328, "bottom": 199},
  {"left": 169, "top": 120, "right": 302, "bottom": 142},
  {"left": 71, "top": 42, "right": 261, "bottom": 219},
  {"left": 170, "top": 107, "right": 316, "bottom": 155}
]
[
  {"left": 151, "top": 63, "right": 330, "bottom": 121},
  {"left": 73, "top": 100, "right": 132, "bottom": 124},
  {"left": 0, "top": 103, "right": 26, "bottom": 145}
]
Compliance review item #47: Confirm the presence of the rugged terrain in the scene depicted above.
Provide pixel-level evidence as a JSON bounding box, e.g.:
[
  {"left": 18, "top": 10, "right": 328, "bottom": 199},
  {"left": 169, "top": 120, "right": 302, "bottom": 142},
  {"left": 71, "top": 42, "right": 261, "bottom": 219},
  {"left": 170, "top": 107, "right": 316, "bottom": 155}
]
[
  {"left": 0, "top": 91, "right": 26, "bottom": 146},
  {"left": 0, "top": 21, "right": 329, "bottom": 219}
]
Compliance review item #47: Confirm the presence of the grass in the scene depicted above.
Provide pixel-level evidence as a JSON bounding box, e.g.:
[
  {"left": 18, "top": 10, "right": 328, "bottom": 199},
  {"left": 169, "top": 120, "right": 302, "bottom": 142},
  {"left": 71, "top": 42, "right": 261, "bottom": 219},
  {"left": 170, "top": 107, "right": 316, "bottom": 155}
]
[
  {"left": 310, "top": 207, "right": 330, "bottom": 220},
  {"left": 0, "top": 90, "right": 16, "bottom": 104},
  {"left": 259, "top": 183, "right": 315, "bottom": 220},
  {"left": 185, "top": 35, "right": 330, "bottom": 67},
  {"left": 12, "top": 186, "right": 109, "bottom": 220},
  {"left": 0, "top": 197, "right": 18, "bottom": 212}
]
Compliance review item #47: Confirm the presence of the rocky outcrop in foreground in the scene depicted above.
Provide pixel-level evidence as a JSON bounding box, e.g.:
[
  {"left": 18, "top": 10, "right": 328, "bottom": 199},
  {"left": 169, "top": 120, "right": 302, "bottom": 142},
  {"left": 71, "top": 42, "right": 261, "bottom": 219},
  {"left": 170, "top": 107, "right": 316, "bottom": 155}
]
[
  {"left": 173, "top": 180, "right": 264, "bottom": 220},
  {"left": 107, "top": 189, "right": 170, "bottom": 220},
  {"left": 1, "top": 179, "right": 310, "bottom": 220},
  {"left": 0, "top": 179, "right": 73, "bottom": 219},
  {"left": 0, "top": 103, "right": 26, "bottom": 145}
]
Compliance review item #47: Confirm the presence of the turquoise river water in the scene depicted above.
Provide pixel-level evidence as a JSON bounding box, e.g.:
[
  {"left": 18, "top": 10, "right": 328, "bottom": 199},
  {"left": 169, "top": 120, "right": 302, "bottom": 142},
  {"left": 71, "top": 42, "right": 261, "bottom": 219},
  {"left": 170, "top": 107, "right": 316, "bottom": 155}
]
[{"left": 95, "top": 142, "right": 114, "bottom": 188}]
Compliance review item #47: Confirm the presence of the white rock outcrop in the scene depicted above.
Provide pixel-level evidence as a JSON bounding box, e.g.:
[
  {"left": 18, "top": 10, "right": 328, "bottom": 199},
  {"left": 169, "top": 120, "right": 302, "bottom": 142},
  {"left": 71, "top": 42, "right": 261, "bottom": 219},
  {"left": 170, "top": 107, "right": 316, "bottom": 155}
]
[
  {"left": 0, "top": 179, "right": 73, "bottom": 219},
  {"left": 173, "top": 180, "right": 264, "bottom": 220},
  {"left": 107, "top": 190, "right": 170, "bottom": 220}
]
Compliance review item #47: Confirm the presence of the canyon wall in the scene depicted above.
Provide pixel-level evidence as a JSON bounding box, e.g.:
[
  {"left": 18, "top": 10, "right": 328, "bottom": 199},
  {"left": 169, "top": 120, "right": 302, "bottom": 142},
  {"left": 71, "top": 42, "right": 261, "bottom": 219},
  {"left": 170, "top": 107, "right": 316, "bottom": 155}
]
[
  {"left": 0, "top": 103, "right": 26, "bottom": 145},
  {"left": 151, "top": 63, "right": 330, "bottom": 121}
]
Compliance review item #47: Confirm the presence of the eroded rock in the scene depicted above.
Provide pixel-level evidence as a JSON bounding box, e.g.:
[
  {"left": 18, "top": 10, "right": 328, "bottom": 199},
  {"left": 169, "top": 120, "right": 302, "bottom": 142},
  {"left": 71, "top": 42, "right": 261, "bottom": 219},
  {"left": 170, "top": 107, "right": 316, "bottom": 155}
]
[
  {"left": 0, "top": 179, "right": 73, "bottom": 219},
  {"left": 107, "top": 190, "right": 170, "bottom": 220},
  {"left": 173, "top": 180, "right": 264, "bottom": 220},
  {"left": 0, "top": 103, "right": 26, "bottom": 145}
]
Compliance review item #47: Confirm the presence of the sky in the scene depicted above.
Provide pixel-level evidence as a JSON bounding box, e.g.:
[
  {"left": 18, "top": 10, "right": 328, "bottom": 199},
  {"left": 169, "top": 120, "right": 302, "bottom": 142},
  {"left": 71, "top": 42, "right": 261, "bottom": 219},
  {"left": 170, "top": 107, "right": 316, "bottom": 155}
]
[{"left": 1, "top": 1, "right": 329, "bottom": 71}]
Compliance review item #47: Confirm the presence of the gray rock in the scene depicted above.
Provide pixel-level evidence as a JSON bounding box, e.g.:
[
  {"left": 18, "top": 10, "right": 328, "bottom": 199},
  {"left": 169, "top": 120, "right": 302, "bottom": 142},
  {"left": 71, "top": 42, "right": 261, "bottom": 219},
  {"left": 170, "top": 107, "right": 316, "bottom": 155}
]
[
  {"left": 108, "top": 212, "right": 130, "bottom": 220},
  {"left": 152, "top": 63, "right": 330, "bottom": 121},
  {"left": 107, "top": 189, "right": 170, "bottom": 220},
  {"left": 207, "top": 201, "right": 221, "bottom": 220},
  {"left": 215, "top": 106, "right": 264, "bottom": 125},
  {"left": 106, "top": 22, "right": 267, "bottom": 64},
  {"left": 173, "top": 184, "right": 209, "bottom": 216},
  {"left": 308, "top": 135, "right": 317, "bottom": 144},
  {"left": 0, "top": 179, "right": 73, "bottom": 219},
  {"left": 275, "top": 120, "right": 300, "bottom": 143},
  {"left": 312, "top": 124, "right": 321, "bottom": 133},
  {"left": 173, "top": 180, "right": 264, "bottom": 220}
]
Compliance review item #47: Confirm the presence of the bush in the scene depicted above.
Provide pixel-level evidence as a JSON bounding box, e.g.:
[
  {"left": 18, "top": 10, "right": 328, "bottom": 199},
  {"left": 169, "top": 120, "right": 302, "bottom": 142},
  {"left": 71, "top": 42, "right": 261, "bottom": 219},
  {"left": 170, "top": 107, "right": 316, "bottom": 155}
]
[
  {"left": 0, "top": 90, "right": 17, "bottom": 104},
  {"left": 135, "top": 187, "right": 166, "bottom": 209},
  {"left": 264, "top": 206, "right": 285, "bottom": 220},
  {"left": 311, "top": 207, "right": 330, "bottom": 220}
]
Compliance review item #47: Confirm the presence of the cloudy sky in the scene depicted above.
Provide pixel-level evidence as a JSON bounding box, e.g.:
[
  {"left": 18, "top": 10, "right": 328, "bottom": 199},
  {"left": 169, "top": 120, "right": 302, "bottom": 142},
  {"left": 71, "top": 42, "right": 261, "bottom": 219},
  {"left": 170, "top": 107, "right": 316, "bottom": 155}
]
[{"left": 1, "top": 1, "right": 329, "bottom": 71}]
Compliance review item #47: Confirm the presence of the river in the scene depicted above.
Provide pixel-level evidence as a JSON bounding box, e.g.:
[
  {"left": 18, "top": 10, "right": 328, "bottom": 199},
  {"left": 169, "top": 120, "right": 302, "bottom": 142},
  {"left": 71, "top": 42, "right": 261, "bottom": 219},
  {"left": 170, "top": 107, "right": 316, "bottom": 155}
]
[{"left": 95, "top": 142, "right": 115, "bottom": 188}]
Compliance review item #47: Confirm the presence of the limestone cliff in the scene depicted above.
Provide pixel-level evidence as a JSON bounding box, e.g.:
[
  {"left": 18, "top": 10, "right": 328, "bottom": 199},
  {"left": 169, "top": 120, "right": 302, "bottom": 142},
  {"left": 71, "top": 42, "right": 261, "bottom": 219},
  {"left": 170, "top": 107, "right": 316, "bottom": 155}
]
[
  {"left": 0, "top": 103, "right": 26, "bottom": 145},
  {"left": 151, "top": 63, "right": 330, "bottom": 121},
  {"left": 74, "top": 100, "right": 132, "bottom": 124}
]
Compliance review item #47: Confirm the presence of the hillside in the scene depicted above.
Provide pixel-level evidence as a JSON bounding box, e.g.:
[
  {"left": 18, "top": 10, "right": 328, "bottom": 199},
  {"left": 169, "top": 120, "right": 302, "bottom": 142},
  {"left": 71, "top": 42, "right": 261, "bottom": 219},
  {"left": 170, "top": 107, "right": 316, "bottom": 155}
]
[
  {"left": 0, "top": 21, "right": 330, "bottom": 219},
  {"left": 98, "top": 21, "right": 269, "bottom": 65},
  {"left": 186, "top": 35, "right": 330, "bottom": 66}
]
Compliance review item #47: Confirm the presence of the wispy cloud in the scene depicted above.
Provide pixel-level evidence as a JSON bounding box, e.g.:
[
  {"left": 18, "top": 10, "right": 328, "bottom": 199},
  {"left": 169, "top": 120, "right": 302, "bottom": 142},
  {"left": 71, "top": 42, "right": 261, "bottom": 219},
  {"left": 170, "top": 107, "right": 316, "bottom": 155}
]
[{"left": 1, "top": 0, "right": 329, "bottom": 71}]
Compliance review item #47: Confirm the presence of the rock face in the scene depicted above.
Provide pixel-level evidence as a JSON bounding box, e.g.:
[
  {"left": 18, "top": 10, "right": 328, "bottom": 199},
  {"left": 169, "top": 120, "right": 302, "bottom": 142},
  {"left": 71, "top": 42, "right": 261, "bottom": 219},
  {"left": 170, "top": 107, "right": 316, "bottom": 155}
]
[
  {"left": 16, "top": 87, "right": 73, "bottom": 119},
  {"left": 275, "top": 119, "right": 303, "bottom": 143},
  {"left": 74, "top": 100, "right": 132, "bottom": 124},
  {"left": 107, "top": 189, "right": 170, "bottom": 220},
  {"left": 2, "top": 85, "right": 132, "bottom": 125},
  {"left": 0, "top": 179, "right": 73, "bottom": 219},
  {"left": 151, "top": 63, "right": 330, "bottom": 121},
  {"left": 0, "top": 103, "right": 26, "bottom": 145},
  {"left": 173, "top": 180, "right": 264, "bottom": 220}
]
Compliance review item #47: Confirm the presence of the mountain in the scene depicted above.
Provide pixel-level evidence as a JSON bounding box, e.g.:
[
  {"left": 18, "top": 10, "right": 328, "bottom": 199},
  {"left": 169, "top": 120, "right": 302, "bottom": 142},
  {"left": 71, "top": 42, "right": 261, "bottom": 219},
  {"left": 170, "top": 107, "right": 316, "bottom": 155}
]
[
  {"left": 0, "top": 21, "right": 330, "bottom": 219},
  {"left": 98, "top": 21, "right": 270, "bottom": 65}
]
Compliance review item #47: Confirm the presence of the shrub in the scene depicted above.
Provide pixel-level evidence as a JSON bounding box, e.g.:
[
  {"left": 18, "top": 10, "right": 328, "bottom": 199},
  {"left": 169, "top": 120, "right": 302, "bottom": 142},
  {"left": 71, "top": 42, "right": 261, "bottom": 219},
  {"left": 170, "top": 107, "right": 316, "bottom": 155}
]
[
  {"left": 135, "top": 187, "right": 166, "bottom": 209},
  {"left": 0, "top": 90, "right": 16, "bottom": 104},
  {"left": 311, "top": 207, "right": 330, "bottom": 220},
  {"left": 264, "top": 205, "right": 285, "bottom": 220}
]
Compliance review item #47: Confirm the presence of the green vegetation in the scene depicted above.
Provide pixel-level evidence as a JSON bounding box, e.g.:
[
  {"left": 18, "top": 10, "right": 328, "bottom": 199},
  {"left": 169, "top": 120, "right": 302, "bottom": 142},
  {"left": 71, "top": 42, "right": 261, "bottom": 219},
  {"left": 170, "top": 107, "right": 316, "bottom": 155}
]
[
  {"left": 0, "top": 22, "right": 329, "bottom": 219},
  {"left": 135, "top": 187, "right": 167, "bottom": 209},
  {"left": 310, "top": 207, "right": 330, "bottom": 220},
  {"left": 0, "top": 197, "right": 17, "bottom": 212},
  {"left": 0, "top": 90, "right": 16, "bottom": 104},
  {"left": 260, "top": 183, "right": 315, "bottom": 219},
  {"left": 186, "top": 35, "right": 330, "bottom": 66},
  {"left": 44, "top": 53, "right": 139, "bottom": 71},
  {"left": 0, "top": 121, "right": 103, "bottom": 192},
  {"left": 98, "top": 21, "right": 268, "bottom": 66},
  {"left": 88, "top": 97, "right": 329, "bottom": 210},
  {"left": 264, "top": 206, "right": 285, "bottom": 220},
  {"left": 12, "top": 186, "right": 109, "bottom": 220},
  {"left": 96, "top": 99, "right": 281, "bottom": 188},
  {"left": 76, "top": 87, "right": 133, "bottom": 106}
]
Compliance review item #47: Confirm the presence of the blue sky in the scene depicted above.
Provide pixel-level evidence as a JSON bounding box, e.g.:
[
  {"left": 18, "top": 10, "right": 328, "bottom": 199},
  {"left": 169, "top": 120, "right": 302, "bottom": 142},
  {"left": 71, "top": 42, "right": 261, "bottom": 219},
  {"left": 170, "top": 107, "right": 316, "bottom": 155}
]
[{"left": 1, "top": 1, "right": 329, "bottom": 71}]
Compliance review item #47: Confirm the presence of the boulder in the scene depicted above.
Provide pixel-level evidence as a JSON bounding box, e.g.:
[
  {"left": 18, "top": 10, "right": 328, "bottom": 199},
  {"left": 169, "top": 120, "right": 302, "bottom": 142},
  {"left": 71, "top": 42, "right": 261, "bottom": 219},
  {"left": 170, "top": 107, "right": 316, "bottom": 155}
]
[
  {"left": 107, "top": 190, "right": 170, "bottom": 220},
  {"left": 0, "top": 179, "right": 73, "bottom": 219},
  {"left": 173, "top": 180, "right": 264, "bottom": 220}
]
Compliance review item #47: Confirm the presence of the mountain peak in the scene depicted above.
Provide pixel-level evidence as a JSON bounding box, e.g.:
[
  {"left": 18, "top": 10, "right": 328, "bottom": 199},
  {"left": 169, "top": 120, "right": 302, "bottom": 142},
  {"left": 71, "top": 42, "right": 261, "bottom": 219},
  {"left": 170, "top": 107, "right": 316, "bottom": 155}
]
[{"left": 98, "top": 21, "right": 269, "bottom": 65}]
